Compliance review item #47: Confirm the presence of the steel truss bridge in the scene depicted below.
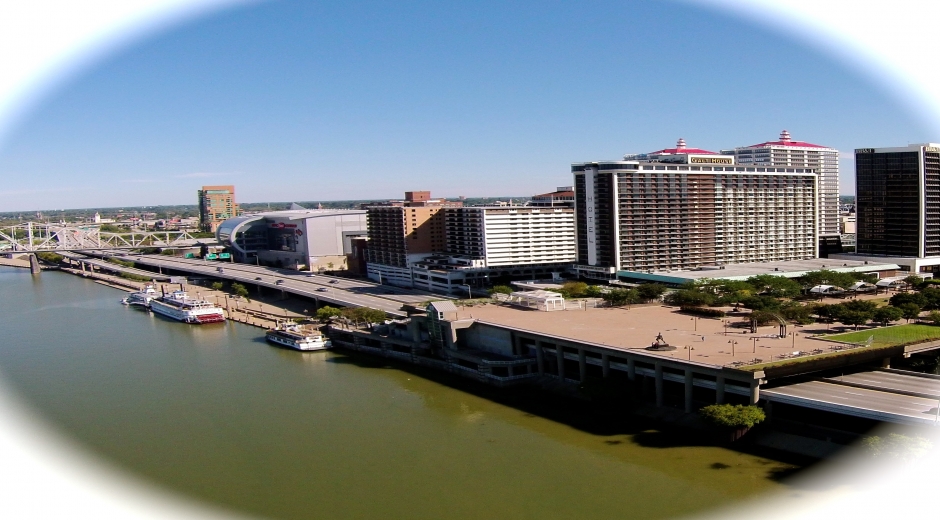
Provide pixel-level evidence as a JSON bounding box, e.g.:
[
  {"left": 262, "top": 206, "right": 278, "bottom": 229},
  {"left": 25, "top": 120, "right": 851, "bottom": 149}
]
[{"left": 0, "top": 222, "right": 208, "bottom": 253}]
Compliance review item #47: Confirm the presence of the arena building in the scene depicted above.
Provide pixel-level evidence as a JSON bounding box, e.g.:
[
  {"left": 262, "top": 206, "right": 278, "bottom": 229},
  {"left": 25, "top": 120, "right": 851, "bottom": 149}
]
[{"left": 216, "top": 208, "right": 367, "bottom": 271}]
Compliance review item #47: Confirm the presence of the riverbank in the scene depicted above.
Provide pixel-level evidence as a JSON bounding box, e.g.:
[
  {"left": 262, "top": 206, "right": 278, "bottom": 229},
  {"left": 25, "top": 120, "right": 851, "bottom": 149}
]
[{"left": 61, "top": 267, "right": 314, "bottom": 329}]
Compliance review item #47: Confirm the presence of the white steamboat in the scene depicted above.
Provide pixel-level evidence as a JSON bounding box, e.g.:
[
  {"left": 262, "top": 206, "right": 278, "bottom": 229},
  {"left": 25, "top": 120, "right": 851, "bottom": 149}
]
[
  {"left": 121, "top": 284, "right": 157, "bottom": 307},
  {"left": 149, "top": 290, "right": 226, "bottom": 324},
  {"left": 265, "top": 322, "right": 331, "bottom": 351}
]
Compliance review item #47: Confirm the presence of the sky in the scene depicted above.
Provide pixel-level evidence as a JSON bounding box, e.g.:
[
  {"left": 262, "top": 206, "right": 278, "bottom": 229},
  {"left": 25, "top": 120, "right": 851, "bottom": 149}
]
[{"left": 0, "top": 0, "right": 931, "bottom": 212}]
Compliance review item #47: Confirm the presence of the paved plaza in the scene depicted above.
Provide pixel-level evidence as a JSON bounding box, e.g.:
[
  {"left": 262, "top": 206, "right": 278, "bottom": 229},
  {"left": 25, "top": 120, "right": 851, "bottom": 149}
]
[{"left": 464, "top": 300, "right": 891, "bottom": 369}]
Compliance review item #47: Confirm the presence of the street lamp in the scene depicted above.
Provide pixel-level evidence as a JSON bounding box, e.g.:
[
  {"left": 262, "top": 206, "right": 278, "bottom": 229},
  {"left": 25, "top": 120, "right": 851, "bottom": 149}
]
[
  {"left": 685, "top": 345, "right": 694, "bottom": 360},
  {"left": 751, "top": 336, "right": 758, "bottom": 353},
  {"left": 690, "top": 317, "right": 699, "bottom": 331},
  {"left": 461, "top": 284, "right": 472, "bottom": 299},
  {"left": 722, "top": 319, "right": 729, "bottom": 336},
  {"left": 790, "top": 331, "right": 797, "bottom": 349},
  {"left": 728, "top": 339, "right": 737, "bottom": 357}
]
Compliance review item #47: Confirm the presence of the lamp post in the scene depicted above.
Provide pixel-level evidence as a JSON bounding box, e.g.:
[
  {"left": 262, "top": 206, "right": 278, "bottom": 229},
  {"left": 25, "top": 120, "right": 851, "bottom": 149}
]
[
  {"left": 728, "top": 339, "right": 737, "bottom": 357},
  {"left": 723, "top": 319, "right": 729, "bottom": 336},
  {"left": 790, "top": 331, "right": 797, "bottom": 349},
  {"left": 690, "top": 317, "right": 698, "bottom": 331},
  {"left": 461, "top": 284, "right": 472, "bottom": 299},
  {"left": 685, "top": 345, "right": 694, "bottom": 360}
]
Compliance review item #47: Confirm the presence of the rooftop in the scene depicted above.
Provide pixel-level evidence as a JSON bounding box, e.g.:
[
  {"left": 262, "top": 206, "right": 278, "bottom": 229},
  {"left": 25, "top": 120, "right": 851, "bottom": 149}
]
[
  {"left": 648, "top": 137, "right": 717, "bottom": 156},
  {"left": 740, "top": 130, "right": 829, "bottom": 150},
  {"left": 618, "top": 258, "right": 901, "bottom": 285}
]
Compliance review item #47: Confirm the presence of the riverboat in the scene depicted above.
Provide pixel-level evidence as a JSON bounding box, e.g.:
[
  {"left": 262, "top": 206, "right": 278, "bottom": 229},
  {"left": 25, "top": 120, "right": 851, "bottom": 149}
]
[
  {"left": 121, "top": 284, "right": 157, "bottom": 307},
  {"left": 265, "top": 323, "right": 331, "bottom": 351},
  {"left": 149, "top": 290, "right": 226, "bottom": 324}
]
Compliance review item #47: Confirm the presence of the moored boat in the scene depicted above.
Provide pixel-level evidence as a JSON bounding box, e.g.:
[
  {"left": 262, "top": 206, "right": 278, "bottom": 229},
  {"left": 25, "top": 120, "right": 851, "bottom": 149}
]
[
  {"left": 122, "top": 284, "right": 157, "bottom": 307},
  {"left": 150, "top": 290, "right": 226, "bottom": 324},
  {"left": 265, "top": 322, "right": 331, "bottom": 351}
]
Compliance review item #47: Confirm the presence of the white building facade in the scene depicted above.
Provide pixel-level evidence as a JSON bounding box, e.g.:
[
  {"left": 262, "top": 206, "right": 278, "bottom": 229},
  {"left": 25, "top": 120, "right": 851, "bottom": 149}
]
[{"left": 723, "top": 130, "right": 839, "bottom": 243}]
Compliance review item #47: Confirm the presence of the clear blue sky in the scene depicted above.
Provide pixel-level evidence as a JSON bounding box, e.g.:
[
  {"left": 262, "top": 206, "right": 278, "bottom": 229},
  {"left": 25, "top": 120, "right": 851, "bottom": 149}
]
[{"left": 0, "top": 0, "right": 930, "bottom": 211}]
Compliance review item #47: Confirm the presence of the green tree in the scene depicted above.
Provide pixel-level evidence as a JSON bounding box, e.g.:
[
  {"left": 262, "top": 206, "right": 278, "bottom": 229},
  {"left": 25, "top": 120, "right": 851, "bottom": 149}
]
[
  {"left": 748, "top": 310, "right": 779, "bottom": 327},
  {"left": 863, "top": 433, "right": 933, "bottom": 461},
  {"left": 488, "top": 285, "right": 513, "bottom": 296},
  {"left": 342, "top": 307, "right": 386, "bottom": 326},
  {"left": 699, "top": 404, "right": 766, "bottom": 429},
  {"left": 800, "top": 269, "right": 858, "bottom": 291},
  {"left": 841, "top": 299, "right": 878, "bottom": 314},
  {"left": 889, "top": 292, "right": 928, "bottom": 308},
  {"left": 746, "top": 274, "right": 801, "bottom": 298},
  {"left": 903, "top": 274, "right": 926, "bottom": 290},
  {"left": 873, "top": 306, "right": 904, "bottom": 326},
  {"left": 232, "top": 282, "right": 250, "bottom": 301},
  {"left": 583, "top": 285, "right": 604, "bottom": 298},
  {"left": 559, "top": 281, "right": 588, "bottom": 298},
  {"left": 635, "top": 283, "right": 666, "bottom": 302},
  {"left": 920, "top": 287, "right": 940, "bottom": 310},
  {"left": 603, "top": 288, "right": 640, "bottom": 307},
  {"left": 927, "top": 310, "right": 940, "bottom": 325},
  {"left": 899, "top": 303, "right": 922, "bottom": 323},
  {"left": 316, "top": 306, "right": 343, "bottom": 321},
  {"left": 838, "top": 309, "right": 871, "bottom": 330},
  {"left": 780, "top": 301, "right": 816, "bottom": 324},
  {"left": 211, "top": 281, "right": 224, "bottom": 291},
  {"left": 738, "top": 295, "right": 781, "bottom": 311},
  {"left": 664, "top": 288, "right": 714, "bottom": 308}
]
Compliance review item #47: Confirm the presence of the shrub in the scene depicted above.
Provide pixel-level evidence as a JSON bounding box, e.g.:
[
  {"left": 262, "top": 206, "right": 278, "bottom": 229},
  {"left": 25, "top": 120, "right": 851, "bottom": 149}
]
[
  {"left": 636, "top": 283, "right": 666, "bottom": 302},
  {"left": 211, "top": 281, "right": 224, "bottom": 291},
  {"left": 680, "top": 306, "right": 725, "bottom": 318},
  {"left": 231, "top": 282, "right": 250, "bottom": 301},
  {"left": 35, "top": 252, "right": 64, "bottom": 264},
  {"left": 863, "top": 433, "right": 933, "bottom": 461},
  {"left": 316, "top": 306, "right": 343, "bottom": 321},
  {"left": 699, "top": 404, "right": 766, "bottom": 429},
  {"left": 488, "top": 285, "right": 513, "bottom": 296},
  {"left": 666, "top": 289, "right": 715, "bottom": 307},
  {"left": 603, "top": 288, "right": 640, "bottom": 307}
]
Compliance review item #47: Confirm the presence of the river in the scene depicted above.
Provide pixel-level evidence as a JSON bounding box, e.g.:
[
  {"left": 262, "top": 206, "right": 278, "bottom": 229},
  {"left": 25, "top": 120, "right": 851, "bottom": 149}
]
[{"left": 0, "top": 267, "right": 803, "bottom": 519}]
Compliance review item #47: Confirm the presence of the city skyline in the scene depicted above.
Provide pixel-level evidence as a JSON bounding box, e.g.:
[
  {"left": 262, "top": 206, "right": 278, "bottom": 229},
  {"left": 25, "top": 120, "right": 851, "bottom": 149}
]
[{"left": 0, "top": 0, "right": 932, "bottom": 212}]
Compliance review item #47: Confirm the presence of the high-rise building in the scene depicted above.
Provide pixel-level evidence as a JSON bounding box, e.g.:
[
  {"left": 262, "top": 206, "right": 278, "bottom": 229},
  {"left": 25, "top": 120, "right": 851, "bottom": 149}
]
[
  {"left": 198, "top": 185, "right": 238, "bottom": 232},
  {"left": 843, "top": 144, "right": 940, "bottom": 274},
  {"left": 573, "top": 140, "right": 818, "bottom": 280},
  {"left": 723, "top": 131, "right": 840, "bottom": 248},
  {"left": 444, "top": 206, "right": 576, "bottom": 267}
]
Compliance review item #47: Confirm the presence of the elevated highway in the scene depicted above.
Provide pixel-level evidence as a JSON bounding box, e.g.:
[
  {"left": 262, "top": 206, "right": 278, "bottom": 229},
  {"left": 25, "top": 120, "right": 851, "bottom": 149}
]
[
  {"left": 763, "top": 368, "right": 940, "bottom": 426},
  {"left": 117, "top": 254, "right": 450, "bottom": 317}
]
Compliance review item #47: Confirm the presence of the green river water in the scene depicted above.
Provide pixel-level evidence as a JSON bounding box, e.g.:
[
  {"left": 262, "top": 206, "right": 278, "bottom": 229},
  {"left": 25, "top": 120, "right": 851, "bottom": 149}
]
[{"left": 0, "top": 267, "right": 805, "bottom": 518}]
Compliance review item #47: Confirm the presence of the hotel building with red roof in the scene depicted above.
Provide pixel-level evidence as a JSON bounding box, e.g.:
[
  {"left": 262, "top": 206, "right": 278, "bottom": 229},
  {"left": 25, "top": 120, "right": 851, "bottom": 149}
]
[
  {"left": 573, "top": 139, "right": 818, "bottom": 280},
  {"left": 722, "top": 130, "right": 840, "bottom": 248}
]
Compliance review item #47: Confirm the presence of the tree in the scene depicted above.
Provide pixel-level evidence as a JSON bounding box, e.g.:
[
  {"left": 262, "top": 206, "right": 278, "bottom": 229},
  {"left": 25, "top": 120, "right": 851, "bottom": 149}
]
[
  {"left": 583, "top": 285, "right": 604, "bottom": 298},
  {"left": 748, "top": 310, "right": 779, "bottom": 327},
  {"left": 635, "top": 283, "right": 666, "bottom": 302},
  {"left": 863, "top": 433, "right": 933, "bottom": 461},
  {"left": 603, "top": 288, "right": 640, "bottom": 307},
  {"left": 699, "top": 404, "right": 766, "bottom": 429},
  {"left": 903, "top": 274, "right": 925, "bottom": 291},
  {"left": 841, "top": 299, "right": 878, "bottom": 314},
  {"left": 342, "top": 307, "right": 386, "bottom": 326},
  {"left": 664, "top": 288, "right": 714, "bottom": 308},
  {"left": 780, "top": 302, "right": 816, "bottom": 324},
  {"left": 800, "top": 269, "right": 858, "bottom": 291},
  {"left": 873, "top": 306, "right": 904, "bottom": 326},
  {"left": 488, "top": 285, "right": 513, "bottom": 296},
  {"left": 559, "top": 281, "right": 588, "bottom": 298},
  {"left": 316, "top": 306, "right": 343, "bottom": 321},
  {"left": 738, "top": 295, "right": 781, "bottom": 311},
  {"left": 889, "top": 292, "right": 928, "bottom": 308},
  {"left": 927, "top": 310, "right": 940, "bottom": 325},
  {"left": 899, "top": 303, "right": 922, "bottom": 323},
  {"left": 231, "top": 282, "right": 250, "bottom": 301},
  {"left": 920, "top": 287, "right": 940, "bottom": 310},
  {"left": 838, "top": 309, "right": 871, "bottom": 330},
  {"left": 746, "top": 274, "right": 801, "bottom": 298}
]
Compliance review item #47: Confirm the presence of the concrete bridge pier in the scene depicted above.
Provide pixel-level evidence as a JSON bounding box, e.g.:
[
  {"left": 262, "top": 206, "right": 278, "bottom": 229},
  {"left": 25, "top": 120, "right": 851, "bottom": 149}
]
[
  {"left": 684, "top": 369, "right": 694, "bottom": 413},
  {"left": 601, "top": 353, "right": 610, "bottom": 378},
  {"left": 535, "top": 341, "right": 545, "bottom": 375},
  {"left": 715, "top": 375, "right": 726, "bottom": 404},
  {"left": 29, "top": 253, "right": 40, "bottom": 274},
  {"left": 654, "top": 362, "right": 664, "bottom": 407},
  {"left": 555, "top": 346, "right": 565, "bottom": 380},
  {"left": 578, "top": 349, "right": 587, "bottom": 382}
]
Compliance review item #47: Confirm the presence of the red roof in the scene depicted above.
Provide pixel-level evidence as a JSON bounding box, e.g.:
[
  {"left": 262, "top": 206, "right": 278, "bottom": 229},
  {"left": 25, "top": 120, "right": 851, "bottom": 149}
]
[
  {"left": 648, "top": 138, "right": 717, "bottom": 155},
  {"left": 743, "top": 130, "right": 828, "bottom": 149}
]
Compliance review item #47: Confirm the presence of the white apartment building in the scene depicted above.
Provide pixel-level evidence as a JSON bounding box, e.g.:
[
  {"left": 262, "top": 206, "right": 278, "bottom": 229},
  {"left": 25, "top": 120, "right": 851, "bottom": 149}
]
[
  {"left": 445, "top": 207, "right": 576, "bottom": 267},
  {"left": 723, "top": 130, "right": 839, "bottom": 243}
]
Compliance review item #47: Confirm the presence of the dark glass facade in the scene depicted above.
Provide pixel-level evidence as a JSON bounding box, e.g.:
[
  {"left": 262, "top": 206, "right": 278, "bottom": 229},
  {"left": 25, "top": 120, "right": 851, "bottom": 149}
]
[{"left": 856, "top": 151, "right": 921, "bottom": 257}]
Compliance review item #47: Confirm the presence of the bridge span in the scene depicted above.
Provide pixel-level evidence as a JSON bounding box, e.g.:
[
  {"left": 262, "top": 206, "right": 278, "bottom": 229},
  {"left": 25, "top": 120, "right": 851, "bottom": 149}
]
[{"left": 0, "top": 222, "right": 208, "bottom": 252}]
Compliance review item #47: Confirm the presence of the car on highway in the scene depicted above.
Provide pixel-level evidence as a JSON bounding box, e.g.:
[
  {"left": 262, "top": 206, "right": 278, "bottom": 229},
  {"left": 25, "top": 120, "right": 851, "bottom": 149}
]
[
  {"left": 275, "top": 279, "right": 284, "bottom": 285},
  {"left": 329, "top": 279, "right": 338, "bottom": 284},
  {"left": 255, "top": 277, "right": 263, "bottom": 281},
  {"left": 316, "top": 288, "right": 328, "bottom": 292},
  {"left": 306, "top": 273, "right": 316, "bottom": 277}
]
